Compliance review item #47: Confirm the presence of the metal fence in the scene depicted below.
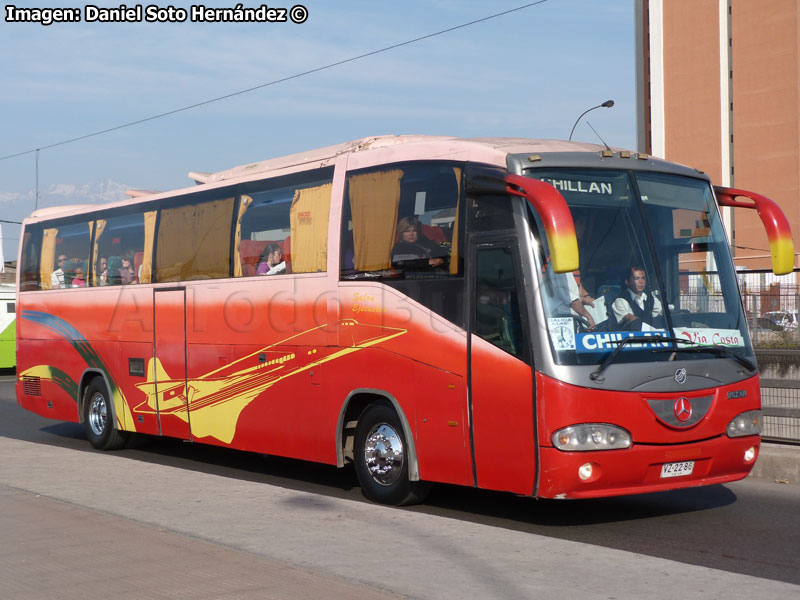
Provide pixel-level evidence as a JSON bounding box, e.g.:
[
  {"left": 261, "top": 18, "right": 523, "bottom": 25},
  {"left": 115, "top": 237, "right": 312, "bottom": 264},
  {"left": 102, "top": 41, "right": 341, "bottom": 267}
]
[
  {"left": 680, "top": 279, "right": 800, "bottom": 348},
  {"left": 755, "top": 349, "right": 800, "bottom": 444},
  {"left": 760, "top": 380, "right": 800, "bottom": 444}
]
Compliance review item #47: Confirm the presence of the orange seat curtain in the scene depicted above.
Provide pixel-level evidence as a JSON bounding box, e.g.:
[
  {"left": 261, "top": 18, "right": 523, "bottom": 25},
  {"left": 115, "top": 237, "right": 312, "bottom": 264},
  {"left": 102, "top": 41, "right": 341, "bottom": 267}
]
[
  {"left": 233, "top": 195, "right": 254, "bottom": 278},
  {"left": 156, "top": 198, "right": 234, "bottom": 282},
  {"left": 139, "top": 210, "right": 157, "bottom": 283},
  {"left": 348, "top": 169, "right": 403, "bottom": 271},
  {"left": 40, "top": 228, "right": 58, "bottom": 290},
  {"left": 450, "top": 167, "right": 461, "bottom": 275},
  {"left": 289, "top": 183, "right": 333, "bottom": 273}
]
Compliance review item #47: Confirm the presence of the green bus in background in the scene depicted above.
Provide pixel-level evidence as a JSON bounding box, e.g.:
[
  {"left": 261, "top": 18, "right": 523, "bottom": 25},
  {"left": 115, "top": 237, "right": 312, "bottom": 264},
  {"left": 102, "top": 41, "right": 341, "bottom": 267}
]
[{"left": 0, "top": 284, "right": 16, "bottom": 369}]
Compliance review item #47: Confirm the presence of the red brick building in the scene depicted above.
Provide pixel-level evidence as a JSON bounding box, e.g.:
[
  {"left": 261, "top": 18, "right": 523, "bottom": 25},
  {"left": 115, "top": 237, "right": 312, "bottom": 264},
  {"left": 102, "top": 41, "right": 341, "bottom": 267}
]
[{"left": 636, "top": 0, "right": 800, "bottom": 274}]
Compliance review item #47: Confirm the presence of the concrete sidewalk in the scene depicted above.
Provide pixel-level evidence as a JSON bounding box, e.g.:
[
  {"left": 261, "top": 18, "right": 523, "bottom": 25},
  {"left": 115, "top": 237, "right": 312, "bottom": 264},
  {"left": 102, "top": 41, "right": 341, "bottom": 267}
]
[
  {"left": 0, "top": 485, "right": 403, "bottom": 600},
  {"left": 1, "top": 436, "right": 798, "bottom": 600}
]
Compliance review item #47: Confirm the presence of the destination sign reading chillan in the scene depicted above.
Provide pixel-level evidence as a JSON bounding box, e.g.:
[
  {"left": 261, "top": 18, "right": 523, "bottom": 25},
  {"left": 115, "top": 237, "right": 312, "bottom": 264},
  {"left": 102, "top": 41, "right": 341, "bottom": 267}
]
[{"left": 539, "top": 178, "right": 614, "bottom": 195}]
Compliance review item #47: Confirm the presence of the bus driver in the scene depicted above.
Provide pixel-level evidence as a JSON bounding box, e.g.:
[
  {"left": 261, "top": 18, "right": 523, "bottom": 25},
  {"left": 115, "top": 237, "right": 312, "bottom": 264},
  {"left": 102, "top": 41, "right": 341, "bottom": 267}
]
[{"left": 612, "top": 265, "right": 663, "bottom": 330}]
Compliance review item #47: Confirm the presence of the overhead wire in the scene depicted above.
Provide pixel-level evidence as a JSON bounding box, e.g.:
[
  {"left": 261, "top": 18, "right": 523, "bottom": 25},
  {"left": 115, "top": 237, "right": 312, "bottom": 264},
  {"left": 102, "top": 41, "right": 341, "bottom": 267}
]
[{"left": 0, "top": 1, "right": 550, "bottom": 162}]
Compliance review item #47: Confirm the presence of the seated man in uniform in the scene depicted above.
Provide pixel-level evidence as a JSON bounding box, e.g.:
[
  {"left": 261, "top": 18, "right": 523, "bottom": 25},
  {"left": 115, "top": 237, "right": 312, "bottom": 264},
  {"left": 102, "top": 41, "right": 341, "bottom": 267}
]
[{"left": 612, "top": 266, "right": 663, "bottom": 330}]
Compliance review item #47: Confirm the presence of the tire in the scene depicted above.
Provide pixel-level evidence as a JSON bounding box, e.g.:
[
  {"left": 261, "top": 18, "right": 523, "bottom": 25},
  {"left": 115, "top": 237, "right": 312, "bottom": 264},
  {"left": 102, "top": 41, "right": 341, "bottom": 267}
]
[
  {"left": 354, "top": 402, "right": 430, "bottom": 506},
  {"left": 83, "top": 376, "right": 128, "bottom": 451}
]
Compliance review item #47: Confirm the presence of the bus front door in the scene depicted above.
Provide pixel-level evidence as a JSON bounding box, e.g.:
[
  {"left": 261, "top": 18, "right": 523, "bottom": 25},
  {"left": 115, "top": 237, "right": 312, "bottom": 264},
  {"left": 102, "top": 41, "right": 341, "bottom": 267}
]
[
  {"left": 153, "top": 287, "right": 192, "bottom": 440},
  {"left": 469, "top": 240, "right": 537, "bottom": 496}
]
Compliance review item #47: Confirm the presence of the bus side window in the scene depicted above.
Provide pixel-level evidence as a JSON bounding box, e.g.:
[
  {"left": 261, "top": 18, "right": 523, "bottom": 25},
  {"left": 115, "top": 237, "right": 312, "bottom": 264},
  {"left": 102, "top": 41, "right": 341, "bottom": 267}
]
[
  {"left": 235, "top": 171, "right": 334, "bottom": 277},
  {"left": 44, "top": 221, "right": 91, "bottom": 289},
  {"left": 20, "top": 228, "right": 43, "bottom": 291},
  {"left": 156, "top": 197, "right": 235, "bottom": 282},
  {"left": 92, "top": 211, "right": 152, "bottom": 286},
  {"left": 341, "top": 162, "right": 462, "bottom": 278},
  {"left": 470, "top": 196, "right": 516, "bottom": 233}
]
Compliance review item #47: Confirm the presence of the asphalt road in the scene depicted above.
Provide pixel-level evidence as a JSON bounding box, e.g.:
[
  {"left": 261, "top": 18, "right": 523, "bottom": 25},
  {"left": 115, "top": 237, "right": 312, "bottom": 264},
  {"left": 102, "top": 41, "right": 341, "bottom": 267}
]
[{"left": 2, "top": 375, "right": 799, "bottom": 598}]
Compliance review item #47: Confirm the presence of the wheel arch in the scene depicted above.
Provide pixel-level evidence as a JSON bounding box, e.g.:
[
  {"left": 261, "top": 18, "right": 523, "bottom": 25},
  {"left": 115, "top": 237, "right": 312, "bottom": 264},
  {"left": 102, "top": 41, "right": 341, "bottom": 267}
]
[
  {"left": 336, "top": 388, "right": 420, "bottom": 481},
  {"left": 77, "top": 368, "right": 117, "bottom": 426}
]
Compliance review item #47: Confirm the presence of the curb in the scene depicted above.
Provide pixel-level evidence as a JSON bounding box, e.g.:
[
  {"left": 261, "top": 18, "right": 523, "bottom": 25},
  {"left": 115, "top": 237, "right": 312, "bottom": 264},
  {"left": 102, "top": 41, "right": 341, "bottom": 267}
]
[{"left": 748, "top": 443, "right": 800, "bottom": 485}]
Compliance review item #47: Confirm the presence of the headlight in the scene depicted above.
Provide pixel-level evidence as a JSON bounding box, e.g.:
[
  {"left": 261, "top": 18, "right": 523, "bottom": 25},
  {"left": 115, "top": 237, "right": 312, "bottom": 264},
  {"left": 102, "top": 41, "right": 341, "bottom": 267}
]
[
  {"left": 726, "top": 410, "right": 762, "bottom": 437},
  {"left": 552, "top": 424, "right": 632, "bottom": 451}
]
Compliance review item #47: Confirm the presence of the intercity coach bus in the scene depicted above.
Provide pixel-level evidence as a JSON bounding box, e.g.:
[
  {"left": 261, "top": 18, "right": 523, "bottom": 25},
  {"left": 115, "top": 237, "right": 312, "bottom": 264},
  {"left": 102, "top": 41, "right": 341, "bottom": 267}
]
[{"left": 15, "top": 136, "right": 793, "bottom": 504}]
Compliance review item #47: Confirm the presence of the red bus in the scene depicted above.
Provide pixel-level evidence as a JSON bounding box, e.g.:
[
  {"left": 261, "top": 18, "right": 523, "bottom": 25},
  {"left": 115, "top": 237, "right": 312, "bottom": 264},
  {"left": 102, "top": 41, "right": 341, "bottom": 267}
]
[{"left": 15, "top": 136, "right": 793, "bottom": 504}]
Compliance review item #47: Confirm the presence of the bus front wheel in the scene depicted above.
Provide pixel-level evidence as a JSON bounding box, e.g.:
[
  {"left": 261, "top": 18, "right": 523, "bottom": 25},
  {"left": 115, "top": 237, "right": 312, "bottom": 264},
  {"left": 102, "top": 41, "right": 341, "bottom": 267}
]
[
  {"left": 354, "top": 402, "right": 429, "bottom": 506},
  {"left": 83, "top": 377, "right": 128, "bottom": 451}
]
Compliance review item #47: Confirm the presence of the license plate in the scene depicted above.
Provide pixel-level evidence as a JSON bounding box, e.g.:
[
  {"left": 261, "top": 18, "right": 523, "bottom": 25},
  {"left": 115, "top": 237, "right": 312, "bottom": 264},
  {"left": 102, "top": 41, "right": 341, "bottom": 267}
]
[{"left": 660, "top": 460, "right": 695, "bottom": 478}]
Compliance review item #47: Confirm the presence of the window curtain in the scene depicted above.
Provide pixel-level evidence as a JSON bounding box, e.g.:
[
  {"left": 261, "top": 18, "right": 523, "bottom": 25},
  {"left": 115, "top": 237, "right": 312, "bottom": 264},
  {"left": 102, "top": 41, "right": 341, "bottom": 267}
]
[
  {"left": 140, "top": 210, "right": 157, "bottom": 283},
  {"left": 289, "top": 183, "right": 332, "bottom": 273},
  {"left": 156, "top": 198, "right": 234, "bottom": 282},
  {"left": 348, "top": 169, "right": 403, "bottom": 271},
  {"left": 450, "top": 167, "right": 462, "bottom": 275},
  {"left": 90, "top": 219, "right": 106, "bottom": 286},
  {"left": 233, "top": 195, "right": 253, "bottom": 277},
  {"left": 40, "top": 228, "right": 58, "bottom": 290}
]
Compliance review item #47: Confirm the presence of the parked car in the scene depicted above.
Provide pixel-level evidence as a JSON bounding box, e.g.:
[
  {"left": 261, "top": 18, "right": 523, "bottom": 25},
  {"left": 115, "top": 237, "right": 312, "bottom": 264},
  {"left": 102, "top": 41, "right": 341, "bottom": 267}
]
[
  {"left": 747, "top": 316, "right": 783, "bottom": 334},
  {"left": 762, "top": 310, "right": 798, "bottom": 330}
]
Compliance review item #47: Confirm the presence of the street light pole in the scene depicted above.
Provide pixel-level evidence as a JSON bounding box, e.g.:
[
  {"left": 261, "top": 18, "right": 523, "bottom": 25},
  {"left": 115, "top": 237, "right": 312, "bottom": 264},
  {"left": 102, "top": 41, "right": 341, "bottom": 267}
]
[{"left": 568, "top": 100, "right": 614, "bottom": 141}]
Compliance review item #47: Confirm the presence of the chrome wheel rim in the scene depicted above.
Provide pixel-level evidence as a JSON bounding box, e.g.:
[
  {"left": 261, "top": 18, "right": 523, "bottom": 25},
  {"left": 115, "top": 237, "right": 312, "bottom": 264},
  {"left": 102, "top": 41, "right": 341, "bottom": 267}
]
[
  {"left": 363, "top": 423, "right": 404, "bottom": 485},
  {"left": 88, "top": 392, "right": 108, "bottom": 436}
]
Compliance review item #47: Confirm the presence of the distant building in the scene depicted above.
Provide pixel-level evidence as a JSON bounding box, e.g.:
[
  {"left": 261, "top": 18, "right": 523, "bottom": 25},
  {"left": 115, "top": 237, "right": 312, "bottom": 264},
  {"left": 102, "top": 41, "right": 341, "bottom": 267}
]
[
  {"left": 0, "top": 262, "right": 16, "bottom": 285},
  {"left": 636, "top": 0, "right": 799, "bottom": 275}
]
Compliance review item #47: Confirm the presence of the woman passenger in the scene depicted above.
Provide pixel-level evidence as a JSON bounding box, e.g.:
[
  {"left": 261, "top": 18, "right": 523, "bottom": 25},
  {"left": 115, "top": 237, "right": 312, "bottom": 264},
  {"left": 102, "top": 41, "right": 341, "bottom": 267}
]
[
  {"left": 391, "top": 216, "right": 446, "bottom": 269},
  {"left": 257, "top": 243, "right": 286, "bottom": 275},
  {"left": 120, "top": 252, "right": 137, "bottom": 285}
]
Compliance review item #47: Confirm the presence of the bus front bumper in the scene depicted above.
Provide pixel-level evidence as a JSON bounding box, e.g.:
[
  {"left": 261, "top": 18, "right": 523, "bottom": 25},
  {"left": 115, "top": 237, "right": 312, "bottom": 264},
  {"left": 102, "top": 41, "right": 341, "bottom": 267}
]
[{"left": 537, "top": 435, "right": 760, "bottom": 499}]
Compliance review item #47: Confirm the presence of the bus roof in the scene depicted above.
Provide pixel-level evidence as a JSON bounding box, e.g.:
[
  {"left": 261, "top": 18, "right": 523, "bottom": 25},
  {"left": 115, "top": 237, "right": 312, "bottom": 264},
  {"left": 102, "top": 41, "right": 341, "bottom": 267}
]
[
  {"left": 24, "top": 135, "right": 671, "bottom": 224},
  {"left": 195, "top": 135, "right": 611, "bottom": 186}
]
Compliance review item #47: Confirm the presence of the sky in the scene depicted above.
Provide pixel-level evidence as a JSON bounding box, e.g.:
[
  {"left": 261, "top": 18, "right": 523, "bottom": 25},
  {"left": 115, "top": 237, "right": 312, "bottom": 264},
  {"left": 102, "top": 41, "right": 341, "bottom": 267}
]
[{"left": 0, "top": 0, "right": 636, "bottom": 259}]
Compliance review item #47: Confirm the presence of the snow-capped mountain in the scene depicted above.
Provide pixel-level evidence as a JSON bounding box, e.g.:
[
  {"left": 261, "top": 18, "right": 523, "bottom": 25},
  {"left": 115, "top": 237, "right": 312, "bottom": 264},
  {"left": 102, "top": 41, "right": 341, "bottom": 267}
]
[
  {"left": 0, "top": 179, "right": 131, "bottom": 265},
  {"left": 0, "top": 179, "right": 130, "bottom": 212}
]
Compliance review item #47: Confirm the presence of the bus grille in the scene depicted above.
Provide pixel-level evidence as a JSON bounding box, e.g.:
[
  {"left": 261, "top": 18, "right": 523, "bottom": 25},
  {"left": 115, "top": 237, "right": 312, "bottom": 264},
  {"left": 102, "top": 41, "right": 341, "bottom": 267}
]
[{"left": 23, "top": 376, "right": 42, "bottom": 397}]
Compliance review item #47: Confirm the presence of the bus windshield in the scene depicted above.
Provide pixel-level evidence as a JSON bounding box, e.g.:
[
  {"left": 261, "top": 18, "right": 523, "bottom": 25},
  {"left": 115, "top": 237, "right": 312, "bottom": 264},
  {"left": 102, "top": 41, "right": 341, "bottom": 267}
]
[{"left": 528, "top": 168, "right": 753, "bottom": 366}]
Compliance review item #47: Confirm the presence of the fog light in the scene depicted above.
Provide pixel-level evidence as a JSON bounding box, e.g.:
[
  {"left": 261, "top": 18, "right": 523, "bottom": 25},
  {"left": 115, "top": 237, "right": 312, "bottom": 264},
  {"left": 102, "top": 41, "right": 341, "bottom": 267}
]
[
  {"left": 744, "top": 446, "right": 756, "bottom": 462},
  {"left": 578, "top": 463, "right": 593, "bottom": 480}
]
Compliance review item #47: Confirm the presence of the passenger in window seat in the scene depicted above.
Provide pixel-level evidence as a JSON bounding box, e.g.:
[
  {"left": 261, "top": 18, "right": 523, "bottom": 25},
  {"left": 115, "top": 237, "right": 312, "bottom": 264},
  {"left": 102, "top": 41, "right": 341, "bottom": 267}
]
[
  {"left": 258, "top": 243, "right": 286, "bottom": 276},
  {"left": 71, "top": 267, "right": 86, "bottom": 288},
  {"left": 96, "top": 257, "right": 108, "bottom": 286},
  {"left": 391, "top": 216, "right": 447, "bottom": 270},
  {"left": 51, "top": 254, "right": 68, "bottom": 289},
  {"left": 120, "top": 252, "right": 138, "bottom": 285}
]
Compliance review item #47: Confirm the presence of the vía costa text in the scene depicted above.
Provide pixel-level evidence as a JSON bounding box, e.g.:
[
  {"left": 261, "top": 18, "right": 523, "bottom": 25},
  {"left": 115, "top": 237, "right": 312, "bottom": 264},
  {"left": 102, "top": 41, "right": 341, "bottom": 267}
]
[{"left": 4, "top": 4, "right": 310, "bottom": 26}]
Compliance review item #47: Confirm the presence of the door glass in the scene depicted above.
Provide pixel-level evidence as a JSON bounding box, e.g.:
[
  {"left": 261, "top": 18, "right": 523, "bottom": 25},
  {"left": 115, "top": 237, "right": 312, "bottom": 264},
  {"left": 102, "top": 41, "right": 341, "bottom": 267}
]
[{"left": 475, "top": 246, "right": 525, "bottom": 359}]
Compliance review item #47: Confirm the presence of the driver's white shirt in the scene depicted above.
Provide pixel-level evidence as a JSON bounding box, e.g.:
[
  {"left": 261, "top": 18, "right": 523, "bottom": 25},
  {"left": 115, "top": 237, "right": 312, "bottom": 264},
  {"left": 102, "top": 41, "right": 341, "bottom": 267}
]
[{"left": 612, "top": 288, "right": 663, "bottom": 323}]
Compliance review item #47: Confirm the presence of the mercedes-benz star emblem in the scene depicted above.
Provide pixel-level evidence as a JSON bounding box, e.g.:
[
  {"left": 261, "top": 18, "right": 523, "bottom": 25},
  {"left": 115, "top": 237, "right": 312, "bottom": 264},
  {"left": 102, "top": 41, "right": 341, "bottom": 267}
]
[
  {"left": 673, "top": 397, "right": 693, "bottom": 422},
  {"left": 674, "top": 368, "right": 687, "bottom": 384}
]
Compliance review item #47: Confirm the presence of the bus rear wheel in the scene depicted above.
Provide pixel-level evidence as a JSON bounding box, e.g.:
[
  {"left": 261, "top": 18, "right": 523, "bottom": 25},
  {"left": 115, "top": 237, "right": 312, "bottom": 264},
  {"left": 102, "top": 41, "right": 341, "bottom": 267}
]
[
  {"left": 83, "top": 377, "right": 128, "bottom": 451},
  {"left": 354, "top": 402, "right": 430, "bottom": 506}
]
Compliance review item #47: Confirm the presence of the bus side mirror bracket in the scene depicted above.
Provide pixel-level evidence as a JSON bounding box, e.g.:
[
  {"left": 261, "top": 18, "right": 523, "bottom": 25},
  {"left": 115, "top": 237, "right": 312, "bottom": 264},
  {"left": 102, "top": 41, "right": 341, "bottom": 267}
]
[
  {"left": 714, "top": 185, "right": 795, "bottom": 276},
  {"left": 506, "top": 174, "right": 579, "bottom": 273}
]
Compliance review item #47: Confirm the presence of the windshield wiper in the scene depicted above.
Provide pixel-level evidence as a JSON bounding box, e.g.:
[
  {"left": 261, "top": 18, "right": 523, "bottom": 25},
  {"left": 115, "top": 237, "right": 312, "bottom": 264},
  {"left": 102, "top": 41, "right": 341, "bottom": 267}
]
[
  {"left": 590, "top": 336, "right": 689, "bottom": 381},
  {"left": 653, "top": 345, "right": 756, "bottom": 372}
]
